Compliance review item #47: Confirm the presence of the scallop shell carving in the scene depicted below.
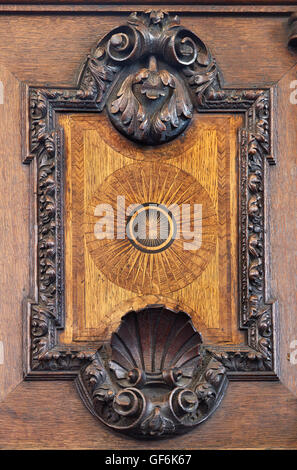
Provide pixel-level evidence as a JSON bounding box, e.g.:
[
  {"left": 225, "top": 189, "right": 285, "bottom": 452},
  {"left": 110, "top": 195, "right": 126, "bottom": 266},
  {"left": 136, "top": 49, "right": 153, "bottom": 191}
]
[
  {"left": 77, "top": 304, "right": 228, "bottom": 438},
  {"left": 109, "top": 305, "right": 202, "bottom": 388}
]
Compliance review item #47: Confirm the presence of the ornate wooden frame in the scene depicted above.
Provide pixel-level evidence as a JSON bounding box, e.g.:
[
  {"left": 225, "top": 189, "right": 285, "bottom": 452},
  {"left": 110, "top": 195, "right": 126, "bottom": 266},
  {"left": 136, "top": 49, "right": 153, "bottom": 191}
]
[{"left": 24, "top": 10, "right": 277, "bottom": 389}]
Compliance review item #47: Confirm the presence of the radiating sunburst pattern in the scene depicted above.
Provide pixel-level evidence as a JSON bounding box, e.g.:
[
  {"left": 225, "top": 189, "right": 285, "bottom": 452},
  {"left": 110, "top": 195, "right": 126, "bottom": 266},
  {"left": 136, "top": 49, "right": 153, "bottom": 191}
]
[{"left": 85, "top": 162, "right": 217, "bottom": 294}]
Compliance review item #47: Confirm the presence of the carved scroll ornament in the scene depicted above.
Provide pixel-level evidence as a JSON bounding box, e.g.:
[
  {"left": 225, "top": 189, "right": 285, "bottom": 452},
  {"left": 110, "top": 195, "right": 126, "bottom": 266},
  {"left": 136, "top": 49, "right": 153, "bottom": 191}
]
[
  {"left": 76, "top": 306, "right": 227, "bottom": 438},
  {"left": 79, "top": 9, "right": 218, "bottom": 144}
]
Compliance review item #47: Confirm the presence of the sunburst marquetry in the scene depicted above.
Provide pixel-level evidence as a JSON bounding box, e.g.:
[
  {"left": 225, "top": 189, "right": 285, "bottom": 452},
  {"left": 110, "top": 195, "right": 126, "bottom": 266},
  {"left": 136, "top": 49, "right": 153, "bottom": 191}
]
[{"left": 84, "top": 161, "right": 217, "bottom": 294}]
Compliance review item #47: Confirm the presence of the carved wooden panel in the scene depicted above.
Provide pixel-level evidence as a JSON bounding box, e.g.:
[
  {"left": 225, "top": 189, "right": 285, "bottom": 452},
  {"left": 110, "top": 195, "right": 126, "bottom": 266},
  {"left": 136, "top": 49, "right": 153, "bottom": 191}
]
[{"left": 22, "top": 9, "right": 278, "bottom": 438}]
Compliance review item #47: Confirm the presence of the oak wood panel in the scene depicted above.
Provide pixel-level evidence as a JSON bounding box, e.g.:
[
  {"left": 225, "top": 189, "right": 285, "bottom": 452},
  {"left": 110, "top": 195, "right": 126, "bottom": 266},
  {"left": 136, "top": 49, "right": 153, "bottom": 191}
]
[
  {"left": 0, "top": 14, "right": 295, "bottom": 89},
  {"left": 0, "top": 2, "right": 296, "bottom": 448},
  {"left": 0, "top": 65, "right": 28, "bottom": 402},
  {"left": 1, "top": 1, "right": 297, "bottom": 4},
  {"left": 271, "top": 64, "right": 297, "bottom": 396},
  {"left": 60, "top": 113, "right": 243, "bottom": 346},
  {"left": 1, "top": 5, "right": 297, "bottom": 13},
  {"left": 0, "top": 381, "right": 296, "bottom": 449}
]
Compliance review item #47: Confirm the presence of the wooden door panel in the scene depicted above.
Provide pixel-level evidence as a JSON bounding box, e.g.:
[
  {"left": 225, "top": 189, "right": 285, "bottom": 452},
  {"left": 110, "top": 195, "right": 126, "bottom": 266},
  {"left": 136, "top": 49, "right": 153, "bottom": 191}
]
[{"left": 0, "top": 1, "right": 296, "bottom": 449}]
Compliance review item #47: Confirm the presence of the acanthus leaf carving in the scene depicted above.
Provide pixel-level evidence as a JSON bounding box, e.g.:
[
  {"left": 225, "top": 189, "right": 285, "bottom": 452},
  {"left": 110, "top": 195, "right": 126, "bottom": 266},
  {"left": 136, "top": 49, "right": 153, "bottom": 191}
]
[
  {"left": 108, "top": 58, "right": 193, "bottom": 144},
  {"left": 140, "top": 407, "right": 176, "bottom": 437}
]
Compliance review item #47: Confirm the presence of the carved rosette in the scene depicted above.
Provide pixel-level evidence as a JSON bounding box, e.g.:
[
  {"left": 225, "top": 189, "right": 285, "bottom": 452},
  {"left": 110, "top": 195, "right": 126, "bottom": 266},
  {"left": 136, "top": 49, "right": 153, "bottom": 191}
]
[
  {"left": 26, "top": 10, "right": 276, "bottom": 380},
  {"left": 76, "top": 306, "right": 228, "bottom": 438}
]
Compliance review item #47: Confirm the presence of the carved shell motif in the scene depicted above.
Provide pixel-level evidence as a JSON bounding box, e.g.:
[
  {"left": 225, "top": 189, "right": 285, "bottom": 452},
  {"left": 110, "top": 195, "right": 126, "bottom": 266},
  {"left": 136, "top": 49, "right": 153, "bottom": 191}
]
[
  {"left": 110, "top": 305, "right": 202, "bottom": 389},
  {"left": 77, "top": 305, "right": 228, "bottom": 438}
]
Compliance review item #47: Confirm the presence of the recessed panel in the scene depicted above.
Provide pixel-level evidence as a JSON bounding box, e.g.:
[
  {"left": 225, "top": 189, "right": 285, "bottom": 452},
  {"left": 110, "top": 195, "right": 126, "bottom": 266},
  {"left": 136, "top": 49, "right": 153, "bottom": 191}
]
[{"left": 59, "top": 113, "right": 243, "bottom": 346}]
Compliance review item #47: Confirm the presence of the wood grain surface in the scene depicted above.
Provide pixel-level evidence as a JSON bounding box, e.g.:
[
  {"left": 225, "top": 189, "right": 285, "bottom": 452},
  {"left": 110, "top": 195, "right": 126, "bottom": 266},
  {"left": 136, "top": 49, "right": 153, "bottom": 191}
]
[
  {"left": 1, "top": 1, "right": 297, "bottom": 5},
  {"left": 0, "top": 65, "right": 27, "bottom": 402},
  {"left": 60, "top": 113, "right": 243, "bottom": 346},
  {"left": 0, "top": 380, "right": 296, "bottom": 449},
  {"left": 271, "top": 63, "right": 297, "bottom": 397},
  {"left": 0, "top": 14, "right": 295, "bottom": 89},
  {"left": 0, "top": 5, "right": 297, "bottom": 14}
]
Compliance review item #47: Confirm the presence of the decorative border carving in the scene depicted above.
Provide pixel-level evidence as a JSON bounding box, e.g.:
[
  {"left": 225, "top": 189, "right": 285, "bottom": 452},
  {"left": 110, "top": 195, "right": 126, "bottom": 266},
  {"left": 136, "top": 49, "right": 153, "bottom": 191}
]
[{"left": 24, "top": 10, "right": 277, "bottom": 380}]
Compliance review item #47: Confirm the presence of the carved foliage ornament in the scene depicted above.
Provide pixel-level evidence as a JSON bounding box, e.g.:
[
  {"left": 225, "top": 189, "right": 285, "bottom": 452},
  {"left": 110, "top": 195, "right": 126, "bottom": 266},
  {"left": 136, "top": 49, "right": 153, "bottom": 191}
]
[
  {"left": 78, "top": 9, "right": 218, "bottom": 144},
  {"left": 26, "top": 11, "right": 276, "bottom": 383}
]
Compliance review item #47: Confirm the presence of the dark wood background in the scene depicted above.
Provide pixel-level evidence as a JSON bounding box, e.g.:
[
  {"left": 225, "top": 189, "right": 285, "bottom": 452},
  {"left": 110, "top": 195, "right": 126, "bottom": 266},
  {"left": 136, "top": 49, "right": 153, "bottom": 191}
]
[{"left": 0, "top": 1, "right": 296, "bottom": 449}]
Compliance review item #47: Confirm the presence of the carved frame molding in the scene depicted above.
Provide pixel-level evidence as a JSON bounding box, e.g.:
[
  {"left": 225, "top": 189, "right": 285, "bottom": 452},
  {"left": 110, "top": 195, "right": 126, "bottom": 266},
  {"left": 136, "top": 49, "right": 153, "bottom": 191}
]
[{"left": 24, "top": 10, "right": 277, "bottom": 382}]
